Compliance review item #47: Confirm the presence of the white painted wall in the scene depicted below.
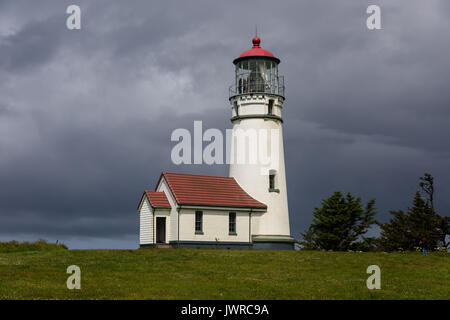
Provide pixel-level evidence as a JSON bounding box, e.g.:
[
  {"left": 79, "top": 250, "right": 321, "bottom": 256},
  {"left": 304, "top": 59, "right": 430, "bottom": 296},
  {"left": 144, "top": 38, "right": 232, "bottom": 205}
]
[
  {"left": 229, "top": 93, "right": 291, "bottom": 237},
  {"left": 250, "top": 211, "right": 264, "bottom": 236},
  {"left": 178, "top": 209, "right": 250, "bottom": 242},
  {"left": 139, "top": 197, "right": 153, "bottom": 245},
  {"left": 232, "top": 94, "right": 282, "bottom": 118}
]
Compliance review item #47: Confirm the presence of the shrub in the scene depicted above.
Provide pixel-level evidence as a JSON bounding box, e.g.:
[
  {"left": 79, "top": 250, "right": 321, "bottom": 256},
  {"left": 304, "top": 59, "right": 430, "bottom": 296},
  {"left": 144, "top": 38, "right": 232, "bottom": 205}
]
[{"left": 0, "top": 239, "right": 68, "bottom": 253}]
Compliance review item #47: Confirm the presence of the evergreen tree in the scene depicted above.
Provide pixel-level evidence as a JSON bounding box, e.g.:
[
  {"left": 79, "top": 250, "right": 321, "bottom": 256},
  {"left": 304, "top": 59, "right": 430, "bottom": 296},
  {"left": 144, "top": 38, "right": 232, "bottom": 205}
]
[
  {"left": 420, "top": 173, "right": 449, "bottom": 248},
  {"left": 378, "top": 173, "right": 448, "bottom": 251},
  {"left": 376, "top": 209, "right": 411, "bottom": 251},
  {"left": 300, "top": 191, "right": 377, "bottom": 251}
]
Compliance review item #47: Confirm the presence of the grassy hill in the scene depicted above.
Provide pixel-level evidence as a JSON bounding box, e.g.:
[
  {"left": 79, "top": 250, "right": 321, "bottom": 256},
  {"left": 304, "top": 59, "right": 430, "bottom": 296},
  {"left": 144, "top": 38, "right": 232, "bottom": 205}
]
[{"left": 0, "top": 243, "right": 448, "bottom": 299}]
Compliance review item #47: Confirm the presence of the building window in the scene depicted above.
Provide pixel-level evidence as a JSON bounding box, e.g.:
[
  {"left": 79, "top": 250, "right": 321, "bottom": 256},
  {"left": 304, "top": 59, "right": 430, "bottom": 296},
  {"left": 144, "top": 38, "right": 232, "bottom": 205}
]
[
  {"left": 234, "top": 101, "right": 239, "bottom": 116},
  {"left": 268, "top": 99, "right": 274, "bottom": 115},
  {"left": 195, "top": 211, "right": 203, "bottom": 234},
  {"left": 229, "top": 212, "right": 236, "bottom": 235},
  {"left": 269, "top": 174, "right": 275, "bottom": 189},
  {"left": 268, "top": 172, "right": 280, "bottom": 193}
]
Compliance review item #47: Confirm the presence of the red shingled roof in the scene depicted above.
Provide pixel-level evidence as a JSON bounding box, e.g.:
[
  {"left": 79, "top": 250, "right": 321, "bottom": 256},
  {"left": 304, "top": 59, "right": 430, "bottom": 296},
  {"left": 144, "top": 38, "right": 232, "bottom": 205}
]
[
  {"left": 158, "top": 172, "right": 267, "bottom": 209},
  {"left": 139, "top": 191, "right": 171, "bottom": 209}
]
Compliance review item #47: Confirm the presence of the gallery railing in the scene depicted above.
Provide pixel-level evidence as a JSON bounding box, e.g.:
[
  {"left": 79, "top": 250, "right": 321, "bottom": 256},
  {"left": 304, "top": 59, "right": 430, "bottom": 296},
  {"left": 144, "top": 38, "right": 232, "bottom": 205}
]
[{"left": 229, "top": 75, "right": 285, "bottom": 98}]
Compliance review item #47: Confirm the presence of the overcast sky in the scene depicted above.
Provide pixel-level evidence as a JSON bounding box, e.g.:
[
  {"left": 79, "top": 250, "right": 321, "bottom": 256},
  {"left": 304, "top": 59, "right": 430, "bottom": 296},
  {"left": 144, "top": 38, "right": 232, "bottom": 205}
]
[{"left": 0, "top": 0, "right": 449, "bottom": 248}]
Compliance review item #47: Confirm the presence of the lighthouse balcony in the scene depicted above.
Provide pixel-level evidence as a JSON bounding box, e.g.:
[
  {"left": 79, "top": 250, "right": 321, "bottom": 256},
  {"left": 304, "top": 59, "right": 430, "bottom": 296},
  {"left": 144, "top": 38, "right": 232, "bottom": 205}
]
[{"left": 229, "top": 75, "right": 285, "bottom": 98}]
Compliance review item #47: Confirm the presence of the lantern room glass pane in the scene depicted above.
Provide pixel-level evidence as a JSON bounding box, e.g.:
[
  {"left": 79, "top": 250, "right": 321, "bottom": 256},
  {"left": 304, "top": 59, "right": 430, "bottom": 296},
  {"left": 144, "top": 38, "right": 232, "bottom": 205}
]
[
  {"left": 272, "top": 62, "right": 278, "bottom": 93},
  {"left": 234, "top": 58, "right": 280, "bottom": 95}
]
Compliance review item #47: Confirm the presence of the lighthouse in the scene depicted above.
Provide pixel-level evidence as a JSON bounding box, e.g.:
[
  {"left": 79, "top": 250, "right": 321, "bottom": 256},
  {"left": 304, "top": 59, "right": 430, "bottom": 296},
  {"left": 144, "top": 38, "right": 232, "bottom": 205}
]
[
  {"left": 137, "top": 35, "right": 294, "bottom": 250},
  {"left": 229, "top": 36, "right": 294, "bottom": 249}
]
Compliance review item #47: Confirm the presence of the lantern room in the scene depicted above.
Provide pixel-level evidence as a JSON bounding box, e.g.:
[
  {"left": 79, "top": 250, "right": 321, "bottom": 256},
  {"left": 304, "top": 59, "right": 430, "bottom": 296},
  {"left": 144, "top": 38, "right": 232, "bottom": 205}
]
[{"left": 230, "top": 36, "right": 284, "bottom": 98}]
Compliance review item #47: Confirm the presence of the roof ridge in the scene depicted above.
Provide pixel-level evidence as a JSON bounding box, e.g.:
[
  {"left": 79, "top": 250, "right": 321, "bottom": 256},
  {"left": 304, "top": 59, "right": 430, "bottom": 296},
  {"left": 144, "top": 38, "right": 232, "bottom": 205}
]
[{"left": 163, "top": 172, "right": 234, "bottom": 179}]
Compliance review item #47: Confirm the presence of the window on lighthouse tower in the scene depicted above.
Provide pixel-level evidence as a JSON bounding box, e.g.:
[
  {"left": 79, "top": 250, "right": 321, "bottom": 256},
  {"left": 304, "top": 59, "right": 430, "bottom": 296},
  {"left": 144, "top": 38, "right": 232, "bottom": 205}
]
[
  {"left": 268, "top": 170, "right": 279, "bottom": 193},
  {"left": 268, "top": 99, "right": 274, "bottom": 115},
  {"left": 269, "top": 173, "right": 275, "bottom": 189}
]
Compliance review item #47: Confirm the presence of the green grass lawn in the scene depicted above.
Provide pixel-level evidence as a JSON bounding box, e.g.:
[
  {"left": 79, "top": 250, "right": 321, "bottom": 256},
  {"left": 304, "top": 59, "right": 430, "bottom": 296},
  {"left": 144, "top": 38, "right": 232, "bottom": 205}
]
[{"left": 0, "top": 245, "right": 448, "bottom": 299}]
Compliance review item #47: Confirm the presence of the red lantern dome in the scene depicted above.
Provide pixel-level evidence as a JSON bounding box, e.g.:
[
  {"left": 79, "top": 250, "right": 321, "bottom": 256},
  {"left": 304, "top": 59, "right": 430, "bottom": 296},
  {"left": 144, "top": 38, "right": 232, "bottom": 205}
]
[{"left": 233, "top": 36, "right": 280, "bottom": 64}]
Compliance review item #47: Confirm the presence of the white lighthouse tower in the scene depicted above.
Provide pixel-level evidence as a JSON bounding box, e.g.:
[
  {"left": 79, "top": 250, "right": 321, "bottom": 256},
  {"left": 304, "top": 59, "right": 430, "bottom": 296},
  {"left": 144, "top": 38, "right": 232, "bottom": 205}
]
[{"left": 229, "top": 36, "right": 294, "bottom": 249}]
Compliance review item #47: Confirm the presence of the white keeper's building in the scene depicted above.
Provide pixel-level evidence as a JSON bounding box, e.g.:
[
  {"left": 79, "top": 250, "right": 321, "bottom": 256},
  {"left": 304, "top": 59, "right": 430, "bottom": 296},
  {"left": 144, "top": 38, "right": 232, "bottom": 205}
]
[{"left": 137, "top": 36, "right": 294, "bottom": 249}]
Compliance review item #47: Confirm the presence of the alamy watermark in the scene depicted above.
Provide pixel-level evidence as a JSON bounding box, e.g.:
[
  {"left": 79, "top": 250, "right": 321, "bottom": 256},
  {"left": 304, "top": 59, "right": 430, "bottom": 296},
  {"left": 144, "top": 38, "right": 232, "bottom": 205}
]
[
  {"left": 66, "top": 5, "right": 81, "bottom": 30},
  {"left": 366, "top": 265, "right": 381, "bottom": 289},
  {"left": 171, "top": 121, "right": 280, "bottom": 175},
  {"left": 367, "top": 5, "right": 381, "bottom": 30},
  {"left": 66, "top": 265, "right": 81, "bottom": 289}
]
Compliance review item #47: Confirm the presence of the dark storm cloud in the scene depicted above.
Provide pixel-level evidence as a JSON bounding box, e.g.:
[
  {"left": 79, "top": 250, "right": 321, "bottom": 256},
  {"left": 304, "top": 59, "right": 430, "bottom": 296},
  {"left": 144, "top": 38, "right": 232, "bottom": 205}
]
[
  {"left": 0, "top": 0, "right": 449, "bottom": 248},
  {"left": 0, "top": 17, "right": 62, "bottom": 71}
]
